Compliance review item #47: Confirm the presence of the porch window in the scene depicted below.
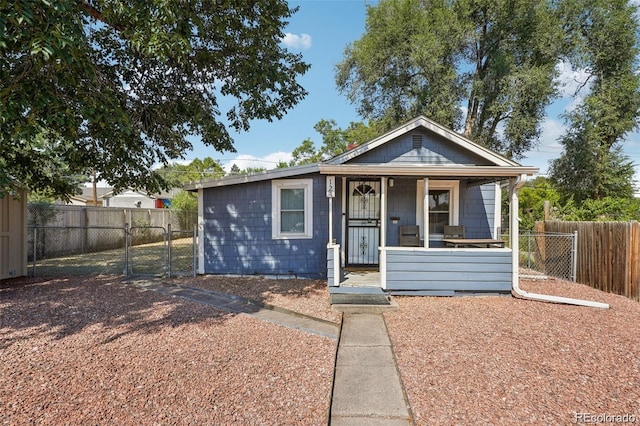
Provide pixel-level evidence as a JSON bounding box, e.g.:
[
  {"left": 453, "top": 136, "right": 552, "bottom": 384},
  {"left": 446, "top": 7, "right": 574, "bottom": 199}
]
[
  {"left": 429, "top": 189, "right": 450, "bottom": 234},
  {"left": 416, "top": 180, "right": 459, "bottom": 239},
  {"left": 272, "top": 179, "right": 313, "bottom": 239}
]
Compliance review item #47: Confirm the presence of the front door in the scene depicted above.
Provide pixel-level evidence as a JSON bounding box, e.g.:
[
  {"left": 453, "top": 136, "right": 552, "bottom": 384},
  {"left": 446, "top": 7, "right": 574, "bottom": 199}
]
[{"left": 346, "top": 180, "right": 381, "bottom": 265}]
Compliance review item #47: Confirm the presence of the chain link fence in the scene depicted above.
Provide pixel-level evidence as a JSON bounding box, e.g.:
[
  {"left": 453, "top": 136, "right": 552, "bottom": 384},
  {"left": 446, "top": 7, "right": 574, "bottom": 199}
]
[
  {"left": 27, "top": 203, "right": 197, "bottom": 278},
  {"left": 509, "top": 231, "right": 577, "bottom": 281}
]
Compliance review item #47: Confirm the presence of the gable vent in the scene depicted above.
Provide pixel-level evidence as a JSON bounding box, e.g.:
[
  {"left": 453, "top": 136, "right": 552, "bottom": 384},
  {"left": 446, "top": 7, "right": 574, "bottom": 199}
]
[{"left": 412, "top": 134, "right": 423, "bottom": 149}]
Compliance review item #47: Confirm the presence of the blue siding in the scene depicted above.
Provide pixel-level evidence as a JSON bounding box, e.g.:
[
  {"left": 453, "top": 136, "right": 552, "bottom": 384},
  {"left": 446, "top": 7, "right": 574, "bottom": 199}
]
[
  {"left": 383, "top": 180, "right": 498, "bottom": 244},
  {"left": 385, "top": 178, "right": 417, "bottom": 246},
  {"left": 202, "top": 173, "right": 329, "bottom": 278},
  {"left": 460, "top": 184, "right": 496, "bottom": 239},
  {"left": 348, "top": 130, "right": 492, "bottom": 166},
  {"left": 385, "top": 249, "right": 512, "bottom": 292}
]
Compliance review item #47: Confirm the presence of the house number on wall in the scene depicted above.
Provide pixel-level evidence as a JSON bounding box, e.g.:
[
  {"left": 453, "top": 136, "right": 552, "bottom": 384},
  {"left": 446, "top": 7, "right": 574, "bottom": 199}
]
[{"left": 326, "top": 176, "right": 335, "bottom": 198}]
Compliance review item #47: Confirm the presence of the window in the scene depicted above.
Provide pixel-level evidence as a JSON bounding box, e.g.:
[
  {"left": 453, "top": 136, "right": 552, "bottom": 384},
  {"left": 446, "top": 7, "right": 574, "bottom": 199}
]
[
  {"left": 416, "top": 180, "right": 459, "bottom": 239},
  {"left": 428, "top": 189, "right": 450, "bottom": 234},
  {"left": 272, "top": 179, "right": 313, "bottom": 239}
]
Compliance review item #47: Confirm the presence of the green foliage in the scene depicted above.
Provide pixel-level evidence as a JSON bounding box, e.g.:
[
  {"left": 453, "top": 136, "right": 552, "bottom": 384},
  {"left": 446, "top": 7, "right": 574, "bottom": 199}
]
[
  {"left": 290, "top": 139, "right": 323, "bottom": 166},
  {"left": 229, "top": 164, "right": 241, "bottom": 175},
  {"left": 336, "top": 0, "right": 562, "bottom": 159},
  {"left": 226, "top": 164, "right": 265, "bottom": 175},
  {"left": 518, "top": 177, "right": 561, "bottom": 230},
  {"left": 290, "top": 119, "right": 379, "bottom": 166},
  {"left": 171, "top": 190, "right": 197, "bottom": 212},
  {"left": 241, "top": 167, "right": 267, "bottom": 175},
  {"left": 170, "top": 190, "right": 197, "bottom": 230},
  {"left": 1, "top": 1, "right": 309, "bottom": 197},
  {"left": 550, "top": 0, "right": 640, "bottom": 202},
  {"left": 158, "top": 157, "right": 225, "bottom": 187},
  {"left": 557, "top": 197, "right": 640, "bottom": 221}
]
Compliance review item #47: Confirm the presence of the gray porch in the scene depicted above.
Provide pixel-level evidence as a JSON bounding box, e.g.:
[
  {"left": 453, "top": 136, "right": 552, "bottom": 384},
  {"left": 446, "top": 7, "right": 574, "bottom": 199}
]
[{"left": 328, "top": 244, "right": 513, "bottom": 296}]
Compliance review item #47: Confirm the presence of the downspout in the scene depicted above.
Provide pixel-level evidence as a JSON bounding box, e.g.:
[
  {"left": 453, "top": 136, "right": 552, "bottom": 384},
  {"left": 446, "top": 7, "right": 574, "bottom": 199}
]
[{"left": 510, "top": 175, "right": 609, "bottom": 309}]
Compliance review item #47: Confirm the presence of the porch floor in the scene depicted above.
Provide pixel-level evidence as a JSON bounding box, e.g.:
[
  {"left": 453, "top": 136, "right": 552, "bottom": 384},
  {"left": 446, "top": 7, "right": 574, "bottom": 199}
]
[{"left": 339, "top": 270, "right": 381, "bottom": 288}]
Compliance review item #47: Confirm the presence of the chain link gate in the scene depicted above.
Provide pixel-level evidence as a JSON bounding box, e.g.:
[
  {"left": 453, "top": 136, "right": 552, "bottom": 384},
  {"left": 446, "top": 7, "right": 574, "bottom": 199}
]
[
  {"left": 127, "top": 225, "right": 168, "bottom": 276},
  {"left": 517, "top": 231, "right": 577, "bottom": 281},
  {"left": 126, "top": 224, "right": 198, "bottom": 277},
  {"left": 167, "top": 225, "right": 198, "bottom": 277}
]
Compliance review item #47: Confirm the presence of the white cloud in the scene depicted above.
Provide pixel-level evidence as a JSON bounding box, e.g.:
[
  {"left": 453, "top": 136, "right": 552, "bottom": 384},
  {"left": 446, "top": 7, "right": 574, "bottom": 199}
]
[
  {"left": 281, "top": 33, "right": 312, "bottom": 50},
  {"left": 555, "top": 60, "right": 591, "bottom": 100},
  {"left": 223, "top": 152, "right": 293, "bottom": 173},
  {"left": 522, "top": 118, "right": 566, "bottom": 175}
]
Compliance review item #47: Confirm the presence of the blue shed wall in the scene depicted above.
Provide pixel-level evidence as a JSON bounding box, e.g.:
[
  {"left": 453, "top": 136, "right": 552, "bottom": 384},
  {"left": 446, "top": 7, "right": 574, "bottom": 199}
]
[{"left": 201, "top": 173, "right": 330, "bottom": 278}]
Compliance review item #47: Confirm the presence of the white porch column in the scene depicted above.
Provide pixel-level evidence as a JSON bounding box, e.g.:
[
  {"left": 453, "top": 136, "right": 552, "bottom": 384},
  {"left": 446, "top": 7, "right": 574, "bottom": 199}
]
[
  {"left": 423, "top": 178, "right": 429, "bottom": 248},
  {"left": 380, "top": 177, "right": 387, "bottom": 289},
  {"left": 326, "top": 176, "right": 335, "bottom": 243},
  {"left": 380, "top": 177, "right": 387, "bottom": 247},
  {"left": 341, "top": 177, "right": 347, "bottom": 266},
  {"left": 509, "top": 177, "right": 520, "bottom": 289}
]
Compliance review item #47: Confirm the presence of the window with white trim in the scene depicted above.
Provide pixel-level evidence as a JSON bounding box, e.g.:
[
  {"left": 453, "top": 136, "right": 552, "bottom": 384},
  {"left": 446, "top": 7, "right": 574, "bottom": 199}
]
[
  {"left": 272, "top": 179, "right": 313, "bottom": 239},
  {"left": 416, "top": 180, "right": 459, "bottom": 239}
]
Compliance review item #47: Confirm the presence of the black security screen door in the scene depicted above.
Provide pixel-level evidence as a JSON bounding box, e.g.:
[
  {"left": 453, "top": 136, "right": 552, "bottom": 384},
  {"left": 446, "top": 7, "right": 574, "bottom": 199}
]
[{"left": 346, "top": 180, "right": 381, "bottom": 265}]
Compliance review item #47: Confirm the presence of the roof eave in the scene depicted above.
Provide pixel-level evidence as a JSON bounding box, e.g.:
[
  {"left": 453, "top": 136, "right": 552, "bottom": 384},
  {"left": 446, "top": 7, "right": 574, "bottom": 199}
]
[{"left": 183, "top": 163, "right": 320, "bottom": 191}]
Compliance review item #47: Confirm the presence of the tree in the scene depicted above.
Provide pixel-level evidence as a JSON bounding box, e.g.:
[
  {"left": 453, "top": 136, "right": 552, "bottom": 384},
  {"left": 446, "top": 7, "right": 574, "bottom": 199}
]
[
  {"left": 518, "top": 176, "right": 561, "bottom": 229},
  {"left": 1, "top": 1, "right": 309, "bottom": 197},
  {"left": 170, "top": 189, "right": 197, "bottom": 230},
  {"left": 550, "top": 121, "right": 636, "bottom": 202},
  {"left": 550, "top": 0, "right": 640, "bottom": 202},
  {"left": 336, "top": 0, "right": 562, "bottom": 159},
  {"left": 229, "top": 164, "right": 241, "bottom": 176},
  {"left": 159, "top": 157, "right": 225, "bottom": 187},
  {"left": 289, "top": 119, "right": 379, "bottom": 166}
]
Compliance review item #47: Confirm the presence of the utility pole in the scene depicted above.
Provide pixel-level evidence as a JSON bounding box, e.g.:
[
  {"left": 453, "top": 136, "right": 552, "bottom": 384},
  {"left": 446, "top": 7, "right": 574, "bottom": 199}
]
[{"left": 92, "top": 170, "right": 98, "bottom": 206}]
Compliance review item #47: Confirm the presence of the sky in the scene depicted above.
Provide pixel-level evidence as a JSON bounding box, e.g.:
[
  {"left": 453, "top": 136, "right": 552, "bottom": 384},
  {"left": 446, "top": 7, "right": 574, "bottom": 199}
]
[{"left": 183, "top": 0, "right": 640, "bottom": 182}]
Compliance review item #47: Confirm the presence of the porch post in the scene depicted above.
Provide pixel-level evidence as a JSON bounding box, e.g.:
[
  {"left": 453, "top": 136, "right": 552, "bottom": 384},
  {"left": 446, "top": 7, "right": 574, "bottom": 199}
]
[
  {"left": 380, "top": 177, "right": 387, "bottom": 247},
  {"left": 327, "top": 175, "right": 335, "bottom": 244},
  {"left": 509, "top": 176, "right": 523, "bottom": 289},
  {"left": 380, "top": 177, "right": 387, "bottom": 289},
  {"left": 423, "top": 178, "right": 429, "bottom": 248},
  {"left": 341, "top": 177, "right": 347, "bottom": 266},
  {"left": 328, "top": 197, "right": 333, "bottom": 243}
]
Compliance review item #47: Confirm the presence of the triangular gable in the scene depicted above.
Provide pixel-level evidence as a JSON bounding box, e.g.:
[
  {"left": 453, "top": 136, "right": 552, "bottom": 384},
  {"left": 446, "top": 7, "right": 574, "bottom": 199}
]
[{"left": 325, "top": 116, "right": 520, "bottom": 167}]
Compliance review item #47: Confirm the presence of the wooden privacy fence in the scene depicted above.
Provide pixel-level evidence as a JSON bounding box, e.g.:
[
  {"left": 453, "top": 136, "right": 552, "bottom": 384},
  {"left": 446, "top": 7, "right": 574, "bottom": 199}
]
[{"left": 536, "top": 220, "right": 640, "bottom": 301}]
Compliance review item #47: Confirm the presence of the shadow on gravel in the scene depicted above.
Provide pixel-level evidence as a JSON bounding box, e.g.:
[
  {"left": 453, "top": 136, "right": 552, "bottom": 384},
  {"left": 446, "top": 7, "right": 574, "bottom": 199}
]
[
  {"left": 166, "top": 275, "right": 330, "bottom": 305},
  {"left": 0, "top": 275, "right": 237, "bottom": 350}
]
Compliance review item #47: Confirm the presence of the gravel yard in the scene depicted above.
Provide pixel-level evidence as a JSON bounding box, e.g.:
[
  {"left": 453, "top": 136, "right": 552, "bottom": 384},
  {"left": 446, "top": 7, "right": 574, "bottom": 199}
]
[
  {"left": 2, "top": 274, "right": 639, "bottom": 425},
  {"left": 1, "top": 276, "right": 337, "bottom": 425},
  {"left": 385, "top": 278, "right": 640, "bottom": 425}
]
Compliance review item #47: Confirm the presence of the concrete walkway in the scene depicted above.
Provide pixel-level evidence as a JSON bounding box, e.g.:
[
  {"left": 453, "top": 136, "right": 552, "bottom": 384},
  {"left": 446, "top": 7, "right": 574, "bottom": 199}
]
[
  {"left": 123, "top": 278, "right": 340, "bottom": 340},
  {"left": 125, "top": 278, "right": 412, "bottom": 424},
  {"left": 330, "top": 313, "right": 413, "bottom": 425}
]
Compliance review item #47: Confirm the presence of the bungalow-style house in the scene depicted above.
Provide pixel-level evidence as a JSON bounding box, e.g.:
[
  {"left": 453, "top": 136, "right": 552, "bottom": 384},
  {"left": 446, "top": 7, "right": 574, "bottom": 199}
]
[
  {"left": 185, "top": 116, "right": 538, "bottom": 295},
  {"left": 56, "top": 186, "right": 112, "bottom": 206},
  {"left": 101, "top": 188, "right": 178, "bottom": 209}
]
